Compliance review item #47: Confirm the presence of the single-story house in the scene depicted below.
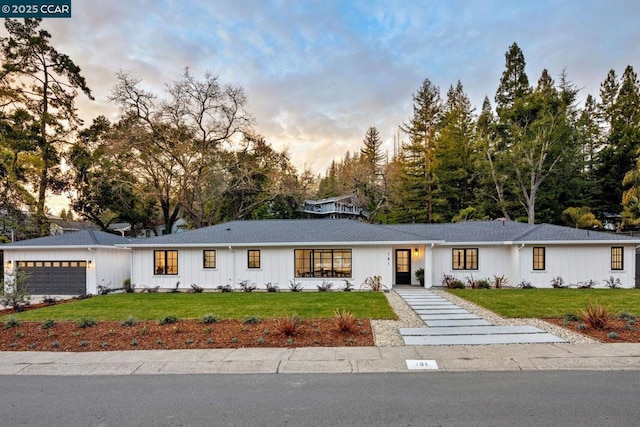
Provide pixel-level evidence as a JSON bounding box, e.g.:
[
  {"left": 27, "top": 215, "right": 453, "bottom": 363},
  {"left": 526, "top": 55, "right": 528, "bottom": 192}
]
[
  {"left": 3, "top": 219, "right": 639, "bottom": 294},
  {"left": 120, "top": 219, "right": 640, "bottom": 290},
  {"left": 2, "top": 230, "right": 131, "bottom": 295}
]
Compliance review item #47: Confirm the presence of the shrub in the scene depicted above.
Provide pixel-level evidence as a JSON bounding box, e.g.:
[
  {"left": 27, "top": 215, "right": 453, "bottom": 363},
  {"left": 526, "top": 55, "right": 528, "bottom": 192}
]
[
  {"left": 123, "top": 278, "right": 134, "bottom": 293},
  {"left": 562, "top": 313, "right": 580, "bottom": 322},
  {"left": 289, "top": 280, "right": 303, "bottom": 292},
  {"left": 206, "top": 338, "right": 214, "bottom": 345},
  {"left": 317, "top": 281, "right": 333, "bottom": 292},
  {"left": 550, "top": 276, "right": 565, "bottom": 288},
  {"left": 80, "top": 340, "right": 88, "bottom": 347},
  {"left": 189, "top": 284, "right": 204, "bottom": 293},
  {"left": 415, "top": 268, "right": 425, "bottom": 286},
  {"left": 616, "top": 311, "right": 636, "bottom": 321},
  {"left": 217, "top": 284, "right": 233, "bottom": 293},
  {"left": 442, "top": 275, "right": 464, "bottom": 289},
  {"left": 492, "top": 275, "right": 509, "bottom": 289},
  {"left": 158, "top": 316, "right": 178, "bottom": 325},
  {"left": 466, "top": 275, "right": 479, "bottom": 289},
  {"left": 477, "top": 279, "right": 491, "bottom": 289},
  {"left": 42, "top": 295, "right": 58, "bottom": 305},
  {"left": 577, "top": 323, "right": 586, "bottom": 331},
  {"left": 141, "top": 286, "right": 159, "bottom": 293},
  {"left": 73, "top": 292, "right": 93, "bottom": 300},
  {"left": 275, "top": 313, "right": 301, "bottom": 337},
  {"left": 51, "top": 341, "right": 60, "bottom": 348},
  {"left": 131, "top": 339, "right": 138, "bottom": 346},
  {"left": 239, "top": 280, "right": 257, "bottom": 292},
  {"left": 4, "top": 316, "right": 21, "bottom": 329},
  {"left": 334, "top": 309, "right": 357, "bottom": 334},
  {"left": 101, "top": 342, "right": 109, "bottom": 348},
  {"left": 265, "top": 282, "right": 279, "bottom": 292},
  {"left": 120, "top": 316, "right": 138, "bottom": 327},
  {"left": 242, "top": 316, "right": 260, "bottom": 325},
  {"left": 342, "top": 280, "right": 354, "bottom": 292},
  {"left": 580, "top": 301, "right": 610, "bottom": 330},
  {"left": 40, "top": 319, "right": 56, "bottom": 329},
  {"left": 604, "top": 276, "right": 623, "bottom": 289},
  {"left": 77, "top": 318, "right": 97, "bottom": 328},
  {"left": 607, "top": 332, "right": 618, "bottom": 339},
  {"left": 201, "top": 313, "right": 217, "bottom": 324},
  {"left": 97, "top": 282, "right": 112, "bottom": 295},
  {"left": 577, "top": 280, "right": 597, "bottom": 289},
  {"left": 0, "top": 270, "right": 32, "bottom": 312},
  {"left": 517, "top": 280, "right": 535, "bottom": 289},
  {"left": 169, "top": 281, "right": 181, "bottom": 293},
  {"left": 361, "top": 276, "right": 385, "bottom": 292}
]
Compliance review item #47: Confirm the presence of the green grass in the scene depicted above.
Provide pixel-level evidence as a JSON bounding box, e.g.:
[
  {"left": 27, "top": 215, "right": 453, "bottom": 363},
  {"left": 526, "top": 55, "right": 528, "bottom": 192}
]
[
  {"left": 1, "top": 292, "right": 397, "bottom": 322},
  {"left": 448, "top": 288, "right": 640, "bottom": 318}
]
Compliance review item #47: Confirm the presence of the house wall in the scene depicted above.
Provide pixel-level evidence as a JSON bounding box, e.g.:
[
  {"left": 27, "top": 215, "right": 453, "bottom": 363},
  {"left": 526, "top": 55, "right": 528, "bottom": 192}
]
[
  {"left": 130, "top": 245, "right": 393, "bottom": 291},
  {"left": 431, "top": 245, "right": 514, "bottom": 286},
  {"left": 2, "top": 247, "right": 131, "bottom": 294},
  {"left": 519, "top": 244, "right": 636, "bottom": 288},
  {"left": 92, "top": 248, "right": 131, "bottom": 294}
]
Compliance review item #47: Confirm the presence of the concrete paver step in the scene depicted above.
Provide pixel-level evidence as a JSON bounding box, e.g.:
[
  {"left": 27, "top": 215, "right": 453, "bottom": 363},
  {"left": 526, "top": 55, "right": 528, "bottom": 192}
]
[
  {"left": 399, "top": 325, "right": 545, "bottom": 336},
  {"left": 424, "top": 319, "right": 493, "bottom": 327},
  {"left": 412, "top": 309, "right": 469, "bottom": 315},
  {"left": 419, "top": 313, "right": 480, "bottom": 320},
  {"left": 403, "top": 333, "right": 567, "bottom": 346}
]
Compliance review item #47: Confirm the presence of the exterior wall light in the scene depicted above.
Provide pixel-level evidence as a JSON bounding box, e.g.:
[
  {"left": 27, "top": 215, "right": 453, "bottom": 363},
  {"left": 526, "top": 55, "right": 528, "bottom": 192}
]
[
  {"left": 87, "top": 260, "right": 92, "bottom": 268},
  {"left": 5, "top": 260, "right": 12, "bottom": 269},
  {"left": 414, "top": 248, "right": 419, "bottom": 257}
]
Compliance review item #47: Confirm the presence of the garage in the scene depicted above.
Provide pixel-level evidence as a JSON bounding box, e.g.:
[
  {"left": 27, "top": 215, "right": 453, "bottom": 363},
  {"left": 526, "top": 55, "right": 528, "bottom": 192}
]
[{"left": 17, "top": 261, "right": 87, "bottom": 295}]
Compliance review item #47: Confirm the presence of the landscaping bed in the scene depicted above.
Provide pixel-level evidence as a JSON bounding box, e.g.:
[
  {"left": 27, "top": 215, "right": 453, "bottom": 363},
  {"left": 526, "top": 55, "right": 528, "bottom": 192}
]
[
  {"left": 0, "top": 317, "right": 373, "bottom": 351},
  {"left": 545, "top": 318, "right": 640, "bottom": 343}
]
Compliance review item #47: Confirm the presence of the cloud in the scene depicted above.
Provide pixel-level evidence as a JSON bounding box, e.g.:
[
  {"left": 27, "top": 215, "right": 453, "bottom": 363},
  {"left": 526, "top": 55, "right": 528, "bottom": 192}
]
[{"left": 1, "top": 0, "right": 638, "bottom": 176}]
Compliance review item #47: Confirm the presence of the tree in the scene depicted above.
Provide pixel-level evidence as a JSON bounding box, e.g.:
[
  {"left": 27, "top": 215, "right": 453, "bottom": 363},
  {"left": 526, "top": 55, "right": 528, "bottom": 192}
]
[
  {"left": 108, "top": 69, "right": 251, "bottom": 232},
  {"left": 433, "top": 81, "right": 478, "bottom": 220},
  {"left": 0, "top": 18, "right": 93, "bottom": 235},
  {"left": 495, "top": 42, "right": 530, "bottom": 115},
  {"left": 561, "top": 206, "right": 602, "bottom": 229},
  {"left": 596, "top": 66, "right": 640, "bottom": 214},
  {"left": 394, "top": 78, "right": 443, "bottom": 223}
]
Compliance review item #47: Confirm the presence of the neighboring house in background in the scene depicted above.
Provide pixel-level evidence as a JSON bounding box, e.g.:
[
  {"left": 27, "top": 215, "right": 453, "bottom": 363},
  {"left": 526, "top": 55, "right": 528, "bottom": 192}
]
[
  {"left": 48, "top": 218, "right": 98, "bottom": 235},
  {"left": 2, "top": 230, "right": 131, "bottom": 295},
  {"left": 302, "top": 195, "right": 368, "bottom": 220},
  {"left": 4, "top": 219, "right": 639, "bottom": 294}
]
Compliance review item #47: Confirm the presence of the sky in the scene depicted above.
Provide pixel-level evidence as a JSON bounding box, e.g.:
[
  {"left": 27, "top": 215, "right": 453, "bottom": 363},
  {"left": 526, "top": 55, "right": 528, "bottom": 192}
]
[{"left": 2, "top": 0, "right": 639, "bottom": 213}]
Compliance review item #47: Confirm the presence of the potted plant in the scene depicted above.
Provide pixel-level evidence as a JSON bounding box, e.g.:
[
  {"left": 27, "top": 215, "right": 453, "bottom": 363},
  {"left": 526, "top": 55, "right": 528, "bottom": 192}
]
[{"left": 415, "top": 268, "right": 425, "bottom": 287}]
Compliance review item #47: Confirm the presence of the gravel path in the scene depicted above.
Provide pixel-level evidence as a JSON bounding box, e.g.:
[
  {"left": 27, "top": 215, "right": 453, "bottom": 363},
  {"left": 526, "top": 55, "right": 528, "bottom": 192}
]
[{"left": 371, "top": 289, "right": 598, "bottom": 346}]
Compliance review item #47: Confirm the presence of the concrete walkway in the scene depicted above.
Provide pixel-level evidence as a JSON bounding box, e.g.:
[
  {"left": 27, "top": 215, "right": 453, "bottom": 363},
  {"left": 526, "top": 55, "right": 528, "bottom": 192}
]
[
  {"left": 1, "top": 344, "right": 640, "bottom": 375},
  {"left": 395, "top": 288, "right": 566, "bottom": 345}
]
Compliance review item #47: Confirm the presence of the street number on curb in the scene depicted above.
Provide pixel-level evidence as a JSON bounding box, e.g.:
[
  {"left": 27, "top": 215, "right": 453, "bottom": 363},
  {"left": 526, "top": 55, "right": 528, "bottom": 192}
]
[{"left": 406, "top": 359, "right": 439, "bottom": 370}]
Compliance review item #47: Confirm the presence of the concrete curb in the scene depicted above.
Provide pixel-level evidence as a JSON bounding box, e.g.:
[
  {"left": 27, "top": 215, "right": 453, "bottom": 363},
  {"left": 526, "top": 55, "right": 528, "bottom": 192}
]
[{"left": 1, "top": 343, "right": 639, "bottom": 375}]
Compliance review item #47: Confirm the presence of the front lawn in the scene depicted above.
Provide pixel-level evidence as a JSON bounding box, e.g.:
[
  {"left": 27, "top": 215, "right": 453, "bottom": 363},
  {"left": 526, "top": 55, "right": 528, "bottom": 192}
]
[
  {"left": 1, "top": 292, "right": 397, "bottom": 322},
  {"left": 447, "top": 288, "right": 640, "bottom": 318}
]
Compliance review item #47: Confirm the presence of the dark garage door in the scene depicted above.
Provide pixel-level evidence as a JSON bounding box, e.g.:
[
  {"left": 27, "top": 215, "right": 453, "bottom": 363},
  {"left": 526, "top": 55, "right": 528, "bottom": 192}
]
[{"left": 17, "top": 261, "right": 87, "bottom": 295}]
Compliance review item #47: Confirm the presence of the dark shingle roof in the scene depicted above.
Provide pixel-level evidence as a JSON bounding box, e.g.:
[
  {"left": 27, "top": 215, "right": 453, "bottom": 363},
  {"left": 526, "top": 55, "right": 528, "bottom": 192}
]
[
  {"left": 123, "top": 219, "right": 427, "bottom": 247},
  {"left": 384, "top": 221, "right": 640, "bottom": 243},
  {"left": 2, "top": 230, "right": 131, "bottom": 248}
]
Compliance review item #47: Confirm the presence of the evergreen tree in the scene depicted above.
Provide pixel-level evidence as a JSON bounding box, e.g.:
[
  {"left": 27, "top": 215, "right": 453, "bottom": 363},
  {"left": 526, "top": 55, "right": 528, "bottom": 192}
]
[
  {"left": 393, "top": 78, "right": 443, "bottom": 222},
  {"left": 433, "top": 81, "right": 478, "bottom": 221},
  {"left": 1, "top": 18, "right": 93, "bottom": 235}
]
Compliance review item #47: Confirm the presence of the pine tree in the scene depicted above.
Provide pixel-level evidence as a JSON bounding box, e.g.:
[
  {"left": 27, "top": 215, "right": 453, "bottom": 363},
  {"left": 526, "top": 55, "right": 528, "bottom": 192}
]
[
  {"left": 394, "top": 79, "right": 443, "bottom": 223},
  {"left": 433, "top": 81, "right": 478, "bottom": 220},
  {"left": 1, "top": 18, "right": 93, "bottom": 235}
]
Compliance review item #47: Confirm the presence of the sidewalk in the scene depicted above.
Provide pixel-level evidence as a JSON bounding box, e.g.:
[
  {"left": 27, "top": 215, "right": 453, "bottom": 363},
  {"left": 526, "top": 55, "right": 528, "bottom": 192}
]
[{"left": 1, "top": 343, "right": 640, "bottom": 375}]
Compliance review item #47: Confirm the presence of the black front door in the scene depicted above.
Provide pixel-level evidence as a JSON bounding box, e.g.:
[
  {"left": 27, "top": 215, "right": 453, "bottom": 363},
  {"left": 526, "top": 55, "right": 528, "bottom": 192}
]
[{"left": 395, "top": 249, "right": 411, "bottom": 285}]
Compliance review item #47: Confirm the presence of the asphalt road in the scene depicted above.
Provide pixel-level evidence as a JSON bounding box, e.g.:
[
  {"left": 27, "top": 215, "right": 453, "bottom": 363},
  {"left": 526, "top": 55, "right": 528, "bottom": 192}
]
[{"left": 2, "top": 371, "right": 639, "bottom": 426}]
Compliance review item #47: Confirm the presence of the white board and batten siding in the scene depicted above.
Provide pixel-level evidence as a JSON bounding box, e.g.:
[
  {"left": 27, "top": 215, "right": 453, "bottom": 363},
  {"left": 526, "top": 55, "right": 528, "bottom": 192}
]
[
  {"left": 519, "top": 243, "right": 636, "bottom": 288},
  {"left": 130, "top": 245, "right": 393, "bottom": 291},
  {"left": 430, "top": 245, "right": 513, "bottom": 287}
]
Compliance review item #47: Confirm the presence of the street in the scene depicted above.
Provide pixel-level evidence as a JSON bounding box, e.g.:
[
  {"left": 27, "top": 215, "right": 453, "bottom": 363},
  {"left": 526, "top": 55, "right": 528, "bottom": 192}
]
[{"left": 2, "top": 371, "right": 639, "bottom": 426}]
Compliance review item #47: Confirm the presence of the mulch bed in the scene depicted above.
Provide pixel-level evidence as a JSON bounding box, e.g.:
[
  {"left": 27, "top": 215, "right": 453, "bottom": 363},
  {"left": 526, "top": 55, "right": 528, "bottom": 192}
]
[
  {"left": 0, "top": 318, "right": 373, "bottom": 351},
  {"left": 545, "top": 318, "right": 640, "bottom": 343}
]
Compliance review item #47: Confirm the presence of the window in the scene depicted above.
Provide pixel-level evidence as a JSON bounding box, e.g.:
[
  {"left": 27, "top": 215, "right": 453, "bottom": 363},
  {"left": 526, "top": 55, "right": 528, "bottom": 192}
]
[
  {"left": 611, "top": 247, "right": 624, "bottom": 270},
  {"left": 452, "top": 248, "right": 478, "bottom": 270},
  {"left": 154, "top": 250, "right": 178, "bottom": 275},
  {"left": 295, "top": 249, "right": 352, "bottom": 278},
  {"left": 203, "top": 250, "right": 216, "bottom": 269},
  {"left": 248, "top": 250, "right": 261, "bottom": 269},
  {"left": 533, "top": 247, "right": 545, "bottom": 271}
]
